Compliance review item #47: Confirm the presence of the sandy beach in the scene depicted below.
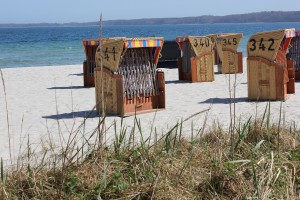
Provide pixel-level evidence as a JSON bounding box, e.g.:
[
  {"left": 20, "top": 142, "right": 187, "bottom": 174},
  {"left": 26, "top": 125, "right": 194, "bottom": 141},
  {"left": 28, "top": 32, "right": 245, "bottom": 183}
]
[{"left": 1, "top": 58, "right": 300, "bottom": 164}]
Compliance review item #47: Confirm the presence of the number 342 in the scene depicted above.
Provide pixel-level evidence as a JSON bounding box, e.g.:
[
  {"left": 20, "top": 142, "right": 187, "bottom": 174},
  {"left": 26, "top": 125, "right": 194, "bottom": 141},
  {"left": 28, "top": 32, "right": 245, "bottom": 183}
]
[{"left": 249, "top": 38, "right": 275, "bottom": 51}]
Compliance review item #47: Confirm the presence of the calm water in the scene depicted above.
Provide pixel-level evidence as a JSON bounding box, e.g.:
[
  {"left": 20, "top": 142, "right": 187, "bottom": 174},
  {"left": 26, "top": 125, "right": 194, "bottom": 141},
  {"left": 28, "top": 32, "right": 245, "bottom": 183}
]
[{"left": 1, "top": 22, "right": 300, "bottom": 68}]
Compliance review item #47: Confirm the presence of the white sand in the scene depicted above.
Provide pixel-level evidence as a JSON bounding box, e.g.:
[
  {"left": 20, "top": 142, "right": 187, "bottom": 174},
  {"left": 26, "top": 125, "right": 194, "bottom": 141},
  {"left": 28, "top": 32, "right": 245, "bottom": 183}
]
[{"left": 1, "top": 59, "right": 300, "bottom": 165}]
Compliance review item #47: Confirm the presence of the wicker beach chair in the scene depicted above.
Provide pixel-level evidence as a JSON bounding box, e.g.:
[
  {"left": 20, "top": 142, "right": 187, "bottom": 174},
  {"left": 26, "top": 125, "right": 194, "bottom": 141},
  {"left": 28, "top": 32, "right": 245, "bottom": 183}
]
[
  {"left": 216, "top": 33, "right": 243, "bottom": 74},
  {"left": 94, "top": 37, "right": 165, "bottom": 116},
  {"left": 176, "top": 36, "right": 215, "bottom": 82},
  {"left": 287, "top": 30, "right": 300, "bottom": 81},
  {"left": 247, "top": 29, "right": 296, "bottom": 101},
  {"left": 82, "top": 40, "right": 100, "bottom": 87}
]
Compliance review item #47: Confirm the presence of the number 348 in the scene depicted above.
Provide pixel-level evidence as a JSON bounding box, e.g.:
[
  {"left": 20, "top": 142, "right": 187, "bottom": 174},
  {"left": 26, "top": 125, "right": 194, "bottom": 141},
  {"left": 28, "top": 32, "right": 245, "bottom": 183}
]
[{"left": 248, "top": 38, "right": 275, "bottom": 51}]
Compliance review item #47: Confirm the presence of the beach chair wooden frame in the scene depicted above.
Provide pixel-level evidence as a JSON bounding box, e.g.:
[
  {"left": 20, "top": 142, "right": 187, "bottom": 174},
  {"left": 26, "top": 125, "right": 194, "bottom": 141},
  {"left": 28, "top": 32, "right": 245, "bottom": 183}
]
[
  {"left": 82, "top": 39, "right": 100, "bottom": 87},
  {"left": 216, "top": 33, "right": 243, "bottom": 74},
  {"left": 207, "top": 34, "right": 220, "bottom": 65},
  {"left": 287, "top": 30, "right": 300, "bottom": 81},
  {"left": 247, "top": 29, "right": 296, "bottom": 101},
  {"left": 176, "top": 36, "right": 215, "bottom": 82},
  {"left": 94, "top": 37, "right": 165, "bottom": 116}
]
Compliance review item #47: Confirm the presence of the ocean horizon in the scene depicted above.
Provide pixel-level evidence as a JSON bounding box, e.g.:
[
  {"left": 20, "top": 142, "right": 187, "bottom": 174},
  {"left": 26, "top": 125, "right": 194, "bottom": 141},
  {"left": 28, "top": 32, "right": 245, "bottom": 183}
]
[{"left": 1, "top": 22, "right": 300, "bottom": 68}]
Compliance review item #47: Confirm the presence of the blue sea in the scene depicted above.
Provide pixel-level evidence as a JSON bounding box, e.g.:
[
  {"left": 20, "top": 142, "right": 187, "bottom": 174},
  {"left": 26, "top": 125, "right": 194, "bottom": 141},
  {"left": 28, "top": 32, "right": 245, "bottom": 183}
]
[{"left": 1, "top": 22, "right": 300, "bottom": 68}]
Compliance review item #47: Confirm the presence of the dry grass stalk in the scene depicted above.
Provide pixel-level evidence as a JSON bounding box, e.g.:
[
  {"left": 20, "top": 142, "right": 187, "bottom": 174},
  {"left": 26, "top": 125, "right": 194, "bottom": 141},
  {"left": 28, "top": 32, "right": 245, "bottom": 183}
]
[
  {"left": 0, "top": 109, "right": 299, "bottom": 199},
  {"left": 0, "top": 69, "right": 12, "bottom": 164}
]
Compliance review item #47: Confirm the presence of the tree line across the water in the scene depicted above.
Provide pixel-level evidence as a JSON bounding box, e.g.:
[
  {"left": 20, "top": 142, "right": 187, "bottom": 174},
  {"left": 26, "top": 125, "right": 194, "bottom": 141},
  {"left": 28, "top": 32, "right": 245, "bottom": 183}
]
[{"left": 1, "top": 11, "right": 300, "bottom": 28}]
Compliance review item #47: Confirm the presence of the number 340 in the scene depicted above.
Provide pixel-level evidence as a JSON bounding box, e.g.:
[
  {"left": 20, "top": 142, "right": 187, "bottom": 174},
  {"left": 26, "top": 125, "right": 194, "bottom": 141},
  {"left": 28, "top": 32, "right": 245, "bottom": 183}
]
[{"left": 249, "top": 38, "right": 275, "bottom": 51}]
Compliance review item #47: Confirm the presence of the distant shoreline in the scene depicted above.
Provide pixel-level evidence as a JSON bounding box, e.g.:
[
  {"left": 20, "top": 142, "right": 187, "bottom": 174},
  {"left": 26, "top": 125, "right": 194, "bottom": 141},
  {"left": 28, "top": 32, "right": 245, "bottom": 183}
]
[
  {"left": 1, "top": 11, "right": 300, "bottom": 28},
  {"left": 0, "top": 22, "right": 295, "bottom": 29}
]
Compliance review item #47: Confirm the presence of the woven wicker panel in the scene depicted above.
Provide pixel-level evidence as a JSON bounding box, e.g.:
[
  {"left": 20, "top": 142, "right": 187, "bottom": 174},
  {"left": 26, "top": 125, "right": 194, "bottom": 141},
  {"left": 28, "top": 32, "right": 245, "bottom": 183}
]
[
  {"left": 221, "top": 51, "right": 239, "bottom": 74},
  {"left": 94, "top": 68, "right": 118, "bottom": 115},
  {"left": 95, "top": 38, "right": 126, "bottom": 72},
  {"left": 192, "top": 53, "right": 214, "bottom": 82},
  {"left": 287, "top": 36, "right": 300, "bottom": 71},
  {"left": 188, "top": 36, "right": 213, "bottom": 57},
  {"left": 247, "top": 30, "right": 286, "bottom": 62},
  {"left": 117, "top": 48, "right": 159, "bottom": 98}
]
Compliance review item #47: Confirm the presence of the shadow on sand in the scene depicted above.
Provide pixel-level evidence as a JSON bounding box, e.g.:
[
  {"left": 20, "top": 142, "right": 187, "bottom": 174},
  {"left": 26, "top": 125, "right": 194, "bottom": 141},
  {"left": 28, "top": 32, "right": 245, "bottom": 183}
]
[
  {"left": 165, "top": 80, "right": 192, "bottom": 84},
  {"left": 47, "top": 86, "right": 86, "bottom": 90},
  {"left": 68, "top": 73, "right": 83, "bottom": 76},
  {"left": 199, "top": 97, "right": 248, "bottom": 104},
  {"left": 43, "top": 110, "right": 98, "bottom": 120}
]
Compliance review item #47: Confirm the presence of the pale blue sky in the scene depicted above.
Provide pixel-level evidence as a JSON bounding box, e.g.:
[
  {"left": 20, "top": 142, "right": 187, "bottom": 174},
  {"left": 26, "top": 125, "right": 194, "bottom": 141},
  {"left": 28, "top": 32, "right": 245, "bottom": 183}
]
[{"left": 0, "top": 0, "right": 299, "bottom": 23}]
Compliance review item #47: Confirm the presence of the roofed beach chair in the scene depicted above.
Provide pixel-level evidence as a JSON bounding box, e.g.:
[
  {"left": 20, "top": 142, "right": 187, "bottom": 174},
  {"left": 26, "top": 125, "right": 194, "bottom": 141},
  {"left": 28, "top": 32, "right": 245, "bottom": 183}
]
[
  {"left": 94, "top": 37, "right": 165, "bottom": 116},
  {"left": 176, "top": 36, "right": 215, "bottom": 82},
  {"left": 247, "top": 29, "right": 296, "bottom": 101},
  {"left": 287, "top": 30, "right": 300, "bottom": 81},
  {"left": 82, "top": 39, "right": 100, "bottom": 87},
  {"left": 216, "top": 33, "right": 243, "bottom": 74}
]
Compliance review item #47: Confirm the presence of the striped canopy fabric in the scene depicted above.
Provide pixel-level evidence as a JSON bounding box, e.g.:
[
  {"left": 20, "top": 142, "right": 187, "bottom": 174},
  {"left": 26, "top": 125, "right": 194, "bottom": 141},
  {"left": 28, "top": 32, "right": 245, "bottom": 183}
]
[{"left": 125, "top": 38, "right": 163, "bottom": 48}]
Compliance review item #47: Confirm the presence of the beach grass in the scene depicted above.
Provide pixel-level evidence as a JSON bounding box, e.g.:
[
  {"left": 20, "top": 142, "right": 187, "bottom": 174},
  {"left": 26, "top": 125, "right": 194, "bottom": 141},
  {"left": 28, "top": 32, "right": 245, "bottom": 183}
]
[{"left": 0, "top": 107, "right": 300, "bottom": 199}]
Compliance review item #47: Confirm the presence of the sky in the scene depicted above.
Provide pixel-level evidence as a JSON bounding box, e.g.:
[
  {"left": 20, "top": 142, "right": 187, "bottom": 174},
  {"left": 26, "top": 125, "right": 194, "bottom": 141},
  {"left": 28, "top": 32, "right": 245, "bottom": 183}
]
[{"left": 0, "top": 0, "right": 299, "bottom": 24}]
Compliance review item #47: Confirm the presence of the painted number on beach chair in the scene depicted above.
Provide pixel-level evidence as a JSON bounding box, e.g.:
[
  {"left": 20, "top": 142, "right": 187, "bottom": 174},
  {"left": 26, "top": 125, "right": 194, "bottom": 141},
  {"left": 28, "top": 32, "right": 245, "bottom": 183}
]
[
  {"left": 222, "top": 38, "right": 237, "bottom": 46},
  {"left": 193, "top": 38, "right": 210, "bottom": 48},
  {"left": 104, "top": 47, "right": 117, "bottom": 61},
  {"left": 249, "top": 38, "right": 275, "bottom": 52}
]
